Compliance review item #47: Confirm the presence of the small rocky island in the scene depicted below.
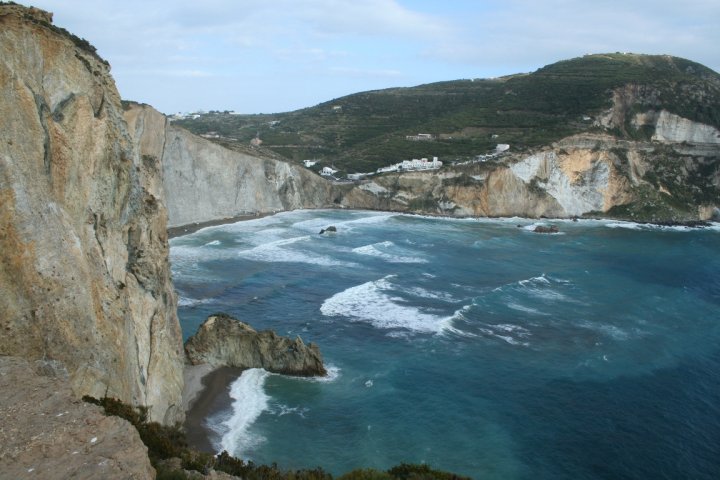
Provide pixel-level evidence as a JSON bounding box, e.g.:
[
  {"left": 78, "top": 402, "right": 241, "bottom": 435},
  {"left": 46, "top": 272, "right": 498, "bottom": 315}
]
[{"left": 185, "top": 313, "right": 327, "bottom": 377}]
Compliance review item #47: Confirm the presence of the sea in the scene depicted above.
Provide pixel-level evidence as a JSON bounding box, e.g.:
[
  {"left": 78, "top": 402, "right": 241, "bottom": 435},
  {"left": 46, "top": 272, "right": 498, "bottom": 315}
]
[{"left": 170, "top": 209, "right": 720, "bottom": 480}]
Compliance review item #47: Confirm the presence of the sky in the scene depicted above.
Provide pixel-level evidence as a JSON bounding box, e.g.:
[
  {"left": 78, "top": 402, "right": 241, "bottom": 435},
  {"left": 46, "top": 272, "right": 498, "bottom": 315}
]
[{"left": 28, "top": 0, "right": 720, "bottom": 115}]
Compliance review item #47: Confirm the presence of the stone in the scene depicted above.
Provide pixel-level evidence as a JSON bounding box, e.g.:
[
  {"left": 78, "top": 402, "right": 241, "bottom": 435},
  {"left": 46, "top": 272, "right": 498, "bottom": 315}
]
[
  {"left": 533, "top": 225, "right": 559, "bottom": 234},
  {"left": 319, "top": 225, "right": 337, "bottom": 234},
  {"left": 185, "top": 313, "right": 327, "bottom": 377},
  {"left": 0, "top": 356, "right": 155, "bottom": 480}
]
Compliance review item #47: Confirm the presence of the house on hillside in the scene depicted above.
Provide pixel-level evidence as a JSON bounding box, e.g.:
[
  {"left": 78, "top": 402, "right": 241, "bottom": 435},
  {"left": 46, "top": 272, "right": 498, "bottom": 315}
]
[
  {"left": 321, "top": 166, "right": 338, "bottom": 176},
  {"left": 405, "top": 133, "right": 435, "bottom": 141},
  {"left": 303, "top": 160, "right": 318, "bottom": 167}
]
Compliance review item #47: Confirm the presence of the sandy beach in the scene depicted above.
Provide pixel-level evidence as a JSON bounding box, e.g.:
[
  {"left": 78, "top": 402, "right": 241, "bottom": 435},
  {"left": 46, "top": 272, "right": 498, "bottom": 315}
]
[{"left": 183, "top": 365, "right": 246, "bottom": 453}]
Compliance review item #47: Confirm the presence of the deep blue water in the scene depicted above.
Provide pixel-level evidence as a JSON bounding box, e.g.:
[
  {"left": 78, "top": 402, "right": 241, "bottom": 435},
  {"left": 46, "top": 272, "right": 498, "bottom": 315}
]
[{"left": 170, "top": 210, "right": 720, "bottom": 479}]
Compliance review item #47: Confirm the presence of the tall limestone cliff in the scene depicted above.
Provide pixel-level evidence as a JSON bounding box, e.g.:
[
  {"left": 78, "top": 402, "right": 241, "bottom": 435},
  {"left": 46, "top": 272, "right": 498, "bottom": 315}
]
[
  {"left": 123, "top": 103, "right": 337, "bottom": 228},
  {"left": 0, "top": 5, "right": 183, "bottom": 424}
]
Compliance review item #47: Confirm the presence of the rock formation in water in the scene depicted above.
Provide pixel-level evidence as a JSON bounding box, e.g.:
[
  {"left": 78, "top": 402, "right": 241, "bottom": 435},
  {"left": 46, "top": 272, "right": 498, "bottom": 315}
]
[
  {"left": 0, "top": 5, "right": 183, "bottom": 424},
  {"left": 0, "top": 356, "right": 155, "bottom": 479},
  {"left": 185, "top": 313, "right": 327, "bottom": 377}
]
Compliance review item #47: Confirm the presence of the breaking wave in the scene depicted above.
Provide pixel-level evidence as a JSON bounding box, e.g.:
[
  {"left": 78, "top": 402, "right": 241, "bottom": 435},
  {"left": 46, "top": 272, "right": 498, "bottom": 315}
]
[{"left": 320, "top": 276, "right": 453, "bottom": 334}]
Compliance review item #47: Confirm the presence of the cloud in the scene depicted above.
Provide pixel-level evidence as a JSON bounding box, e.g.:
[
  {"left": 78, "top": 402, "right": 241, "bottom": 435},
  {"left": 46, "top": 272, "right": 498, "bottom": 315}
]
[{"left": 28, "top": 0, "right": 720, "bottom": 113}]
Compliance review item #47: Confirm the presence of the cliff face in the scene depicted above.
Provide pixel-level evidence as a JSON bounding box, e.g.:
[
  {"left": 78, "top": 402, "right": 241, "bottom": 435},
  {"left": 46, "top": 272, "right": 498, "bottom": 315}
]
[
  {"left": 124, "top": 104, "right": 336, "bottom": 228},
  {"left": 343, "top": 118, "right": 719, "bottom": 221},
  {"left": 0, "top": 6, "right": 183, "bottom": 423}
]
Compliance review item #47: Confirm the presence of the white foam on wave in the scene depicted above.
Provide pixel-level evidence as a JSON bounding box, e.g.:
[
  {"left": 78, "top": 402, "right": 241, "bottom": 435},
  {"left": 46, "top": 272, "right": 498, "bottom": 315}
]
[
  {"left": 177, "top": 296, "right": 213, "bottom": 307},
  {"left": 204, "top": 240, "right": 221, "bottom": 246},
  {"left": 238, "top": 235, "right": 355, "bottom": 267},
  {"left": 605, "top": 221, "right": 720, "bottom": 232},
  {"left": 352, "top": 241, "right": 427, "bottom": 264},
  {"left": 515, "top": 274, "right": 574, "bottom": 302},
  {"left": 320, "top": 276, "right": 453, "bottom": 334},
  {"left": 518, "top": 274, "right": 551, "bottom": 287},
  {"left": 217, "top": 368, "right": 270, "bottom": 458},
  {"left": 507, "top": 302, "right": 548, "bottom": 316},
  {"left": 400, "top": 285, "right": 460, "bottom": 303},
  {"left": 293, "top": 363, "right": 342, "bottom": 383}
]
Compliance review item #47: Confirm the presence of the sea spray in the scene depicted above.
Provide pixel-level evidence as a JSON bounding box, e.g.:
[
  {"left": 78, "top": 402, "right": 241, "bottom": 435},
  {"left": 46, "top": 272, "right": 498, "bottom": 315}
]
[{"left": 219, "top": 368, "right": 271, "bottom": 458}]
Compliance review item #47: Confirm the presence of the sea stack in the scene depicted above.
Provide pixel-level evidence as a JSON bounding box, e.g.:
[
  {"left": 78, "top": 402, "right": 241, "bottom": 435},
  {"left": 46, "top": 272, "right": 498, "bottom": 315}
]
[{"left": 185, "top": 313, "right": 327, "bottom": 377}]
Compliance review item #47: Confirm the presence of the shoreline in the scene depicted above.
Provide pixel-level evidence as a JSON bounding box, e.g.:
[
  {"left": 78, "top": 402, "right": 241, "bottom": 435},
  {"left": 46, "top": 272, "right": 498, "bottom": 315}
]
[
  {"left": 168, "top": 212, "right": 275, "bottom": 238},
  {"left": 167, "top": 207, "right": 718, "bottom": 240},
  {"left": 183, "top": 365, "right": 246, "bottom": 453}
]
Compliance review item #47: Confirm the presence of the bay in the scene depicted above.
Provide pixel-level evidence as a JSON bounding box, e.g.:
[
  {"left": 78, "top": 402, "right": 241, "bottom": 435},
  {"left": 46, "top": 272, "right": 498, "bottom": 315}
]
[{"left": 171, "top": 209, "right": 720, "bottom": 480}]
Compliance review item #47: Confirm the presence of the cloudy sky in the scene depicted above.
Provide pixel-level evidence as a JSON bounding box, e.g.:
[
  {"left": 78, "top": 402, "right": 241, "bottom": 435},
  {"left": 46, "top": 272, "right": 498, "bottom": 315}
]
[{"left": 30, "top": 0, "right": 720, "bottom": 115}]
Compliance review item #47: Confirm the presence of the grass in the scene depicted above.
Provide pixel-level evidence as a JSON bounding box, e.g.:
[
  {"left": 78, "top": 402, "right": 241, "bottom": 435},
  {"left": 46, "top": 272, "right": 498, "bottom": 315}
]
[{"left": 174, "top": 53, "right": 720, "bottom": 173}]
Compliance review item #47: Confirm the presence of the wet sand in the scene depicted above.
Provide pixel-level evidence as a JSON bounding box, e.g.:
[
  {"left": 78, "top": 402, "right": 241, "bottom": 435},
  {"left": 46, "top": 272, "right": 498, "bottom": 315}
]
[
  {"left": 168, "top": 212, "right": 274, "bottom": 238},
  {"left": 184, "top": 366, "right": 245, "bottom": 453}
]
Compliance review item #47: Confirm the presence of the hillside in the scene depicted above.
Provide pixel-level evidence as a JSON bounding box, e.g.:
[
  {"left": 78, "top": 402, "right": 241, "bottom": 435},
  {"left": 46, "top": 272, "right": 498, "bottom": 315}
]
[{"left": 174, "top": 53, "right": 720, "bottom": 173}]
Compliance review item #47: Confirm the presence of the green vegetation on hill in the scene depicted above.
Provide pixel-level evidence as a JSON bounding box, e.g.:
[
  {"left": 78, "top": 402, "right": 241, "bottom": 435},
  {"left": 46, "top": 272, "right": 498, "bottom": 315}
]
[{"left": 174, "top": 54, "right": 720, "bottom": 173}]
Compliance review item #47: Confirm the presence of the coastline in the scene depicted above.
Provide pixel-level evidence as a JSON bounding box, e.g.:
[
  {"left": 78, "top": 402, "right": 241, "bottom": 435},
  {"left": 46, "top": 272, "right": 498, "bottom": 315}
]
[
  {"left": 183, "top": 365, "right": 246, "bottom": 453},
  {"left": 167, "top": 207, "right": 718, "bottom": 240},
  {"left": 168, "top": 212, "right": 275, "bottom": 238}
]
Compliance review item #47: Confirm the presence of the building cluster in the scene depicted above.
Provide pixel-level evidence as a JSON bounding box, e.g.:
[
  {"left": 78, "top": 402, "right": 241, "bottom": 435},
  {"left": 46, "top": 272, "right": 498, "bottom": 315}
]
[{"left": 377, "top": 157, "right": 442, "bottom": 173}]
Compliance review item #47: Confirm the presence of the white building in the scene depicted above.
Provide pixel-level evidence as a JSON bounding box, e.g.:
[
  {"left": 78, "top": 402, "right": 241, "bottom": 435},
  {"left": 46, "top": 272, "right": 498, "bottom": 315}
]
[
  {"left": 405, "top": 133, "right": 435, "bottom": 141},
  {"left": 376, "top": 156, "right": 442, "bottom": 174},
  {"left": 495, "top": 144, "right": 510, "bottom": 153},
  {"left": 321, "top": 166, "right": 338, "bottom": 176},
  {"left": 303, "top": 160, "right": 318, "bottom": 167}
]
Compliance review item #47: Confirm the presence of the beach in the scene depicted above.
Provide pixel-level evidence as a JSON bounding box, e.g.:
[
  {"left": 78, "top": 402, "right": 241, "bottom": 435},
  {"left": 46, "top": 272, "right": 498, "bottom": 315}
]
[
  {"left": 183, "top": 365, "right": 245, "bottom": 452},
  {"left": 168, "top": 212, "right": 275, "bottom": 239}
]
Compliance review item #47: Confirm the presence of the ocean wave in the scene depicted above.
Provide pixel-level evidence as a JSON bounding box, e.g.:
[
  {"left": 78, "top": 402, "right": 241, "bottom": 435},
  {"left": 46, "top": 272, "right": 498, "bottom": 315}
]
[
  {"left": 204, "top": 240, "right": 221, "bottom": 246},
  {"left": 293, "top": 363, "right": 342, "bottom": 383},
  {"left": 238, "top": 235, "right": 356, "bottom": 267},
  {"left": 177, "top": 296, "right": 213, "bottom": 307},
  {"left": 217, "top": 368, "right": 270, "bottom": 458},
  {"left": 352, "top": 241, "right": 428, "bottom": 264},
  {"left": 320, "top": 276, "right": 453, "bottom": 334},
  {"left": 507, "top": 302, "right": 548, "bottom": 315},
  {"left": 605, "top": 221, "right": 720, "bottom": 232},
  {"left": 400, "top": 285, "right": 460, "bottom": 303}
]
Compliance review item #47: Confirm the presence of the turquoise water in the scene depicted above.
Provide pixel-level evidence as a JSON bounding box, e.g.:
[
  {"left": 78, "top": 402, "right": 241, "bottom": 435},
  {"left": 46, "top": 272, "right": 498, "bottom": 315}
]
[{"left": 170, "top": 210, "right": 720, "bottom": 479}]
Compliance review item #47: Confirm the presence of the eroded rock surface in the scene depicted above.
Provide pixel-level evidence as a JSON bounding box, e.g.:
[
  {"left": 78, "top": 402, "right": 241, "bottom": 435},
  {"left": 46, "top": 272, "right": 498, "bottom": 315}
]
[
  {"left": 0, "top": 5, "right": 183, "bottom": 424},
  {"left": 185, "top": 314, "right": 327, "bottom": 377},
  {"left": 0, "top": 356, "right": 155, "bottom": 480}
]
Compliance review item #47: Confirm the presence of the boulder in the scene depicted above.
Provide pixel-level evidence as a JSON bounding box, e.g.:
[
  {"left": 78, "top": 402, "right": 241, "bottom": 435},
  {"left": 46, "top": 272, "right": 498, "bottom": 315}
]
[
  {"left": 533, "top": 225, "right": 559, "bottom": 234},
  {"left": 319, "top": 225, "right": 337, "bottom": 234},
  {"left": 185, "top": 313, "right": 327, "bottom": 377}
]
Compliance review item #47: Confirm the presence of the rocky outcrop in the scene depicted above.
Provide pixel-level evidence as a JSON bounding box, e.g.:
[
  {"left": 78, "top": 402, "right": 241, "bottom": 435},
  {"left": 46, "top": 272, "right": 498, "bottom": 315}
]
[
  {"left": 0, "top": 356, "right": 155, "bottom": 479},
  {"left": 123, "top": 103, "right": 337, "bottom": 228},
  {"left": 185, "top": 313, "right": 327, "bottom": 377},
  {"left": 342, "top": 130, "right": 719, "bottom": 221},
  {"left": 0, "top": 6, "right": 183, "bottom": 424},
  {"left": 533, "top": 225, "right": 559, "bottom": 234}
]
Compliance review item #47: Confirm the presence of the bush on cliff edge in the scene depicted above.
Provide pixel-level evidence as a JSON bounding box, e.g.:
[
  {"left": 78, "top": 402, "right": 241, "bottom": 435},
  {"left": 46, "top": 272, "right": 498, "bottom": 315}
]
[{"left": 83, "top": 396, "right": 471, "bottom": 480}]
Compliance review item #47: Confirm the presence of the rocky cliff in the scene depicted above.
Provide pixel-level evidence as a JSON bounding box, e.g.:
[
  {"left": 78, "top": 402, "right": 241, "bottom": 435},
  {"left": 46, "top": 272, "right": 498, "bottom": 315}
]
[
  {"left": 341, "top": 116, "right": 720, "bottom": 221},
  {"left": 123, "top": 103, "right": 337, "bottom": 228},
  {"left": 0, "top": 5, "right": 183, "bottom": 423},
  {"left": 185, "top": 313, "right": 327, "bottom": 377}
]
